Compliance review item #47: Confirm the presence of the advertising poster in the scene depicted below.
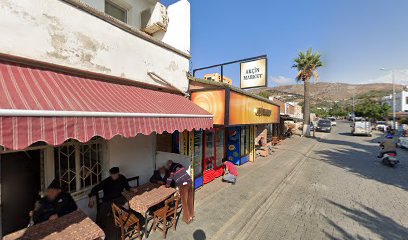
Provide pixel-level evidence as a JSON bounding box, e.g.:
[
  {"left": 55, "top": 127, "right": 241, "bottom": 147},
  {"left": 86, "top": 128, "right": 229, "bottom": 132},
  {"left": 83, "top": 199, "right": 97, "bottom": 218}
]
[
  {"left": 227, "top": 126, "right": 241, "bottom": 165},
  {"left": 191, "top": 90, "right": 226, "bottom": 125}
]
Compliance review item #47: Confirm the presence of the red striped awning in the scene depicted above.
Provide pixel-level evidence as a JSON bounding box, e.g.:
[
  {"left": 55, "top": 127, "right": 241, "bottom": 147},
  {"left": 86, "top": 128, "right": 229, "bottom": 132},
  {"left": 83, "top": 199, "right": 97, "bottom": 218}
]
[{"left": 0, "top": 61, "right": 213, "bottom": 150}]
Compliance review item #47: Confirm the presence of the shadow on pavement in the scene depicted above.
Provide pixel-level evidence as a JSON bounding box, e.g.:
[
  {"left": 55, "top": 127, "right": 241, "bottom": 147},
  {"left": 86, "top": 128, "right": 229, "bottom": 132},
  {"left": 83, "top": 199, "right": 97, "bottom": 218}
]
[
  {"left": 193, "top": 229, "right": 207, "bottom": 240},
  {"left": 314, "top": 131, "right": 408, "bottom": 192},
  {"left": 323, "top": 199, "right": 408, "bottom": 240}
]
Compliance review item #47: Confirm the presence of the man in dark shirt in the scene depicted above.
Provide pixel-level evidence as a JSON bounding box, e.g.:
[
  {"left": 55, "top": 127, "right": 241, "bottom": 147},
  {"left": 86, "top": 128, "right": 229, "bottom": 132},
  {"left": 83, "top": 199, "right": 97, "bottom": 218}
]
[
  {"left": 88, "top": 167, "right": 137, "bottom": 227},
  {"left": 166, "top": 160, "right": 194, "bottom": 224},
  {"left": 30, "top": 179, "right": 77, "bottom": 224},
  {"left": 150, "top": 166, "right": 168, "bottom": 185}
]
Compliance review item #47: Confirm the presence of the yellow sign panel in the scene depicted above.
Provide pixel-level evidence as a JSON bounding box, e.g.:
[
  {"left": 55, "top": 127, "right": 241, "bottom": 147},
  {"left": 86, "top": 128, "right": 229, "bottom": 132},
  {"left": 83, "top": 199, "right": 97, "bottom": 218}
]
[
  {"left": 191, "top": 90, "right": 226, "bottom": 125},
  {"left": 229, "top": 92, "right": 279, "bottom": 125}
]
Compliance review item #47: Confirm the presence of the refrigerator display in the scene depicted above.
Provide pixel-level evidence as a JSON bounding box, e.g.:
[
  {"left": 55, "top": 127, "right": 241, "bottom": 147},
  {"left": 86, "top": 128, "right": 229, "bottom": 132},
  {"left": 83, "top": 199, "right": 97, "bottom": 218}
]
[{"left": 193, "top": 130, "right": 203, "bottom": 189}]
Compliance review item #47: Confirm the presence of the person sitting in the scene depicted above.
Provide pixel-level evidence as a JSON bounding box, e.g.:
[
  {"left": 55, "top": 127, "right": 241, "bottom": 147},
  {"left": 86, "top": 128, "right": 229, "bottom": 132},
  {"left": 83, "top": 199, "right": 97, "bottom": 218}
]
[
  {"left": 30, "top": 179, "right": 77, "bottom": 225},
  {"left": 166, "top": 160, "right": 194, "bottom": 224},
  {"left": 378, "top": 134, "right": 397, "bottom": 158},
  {"left": 222, "top": 158, "right": 238, "bottom": 185},
  {"left": 88, "top": 167, "right": 137, "bottom": 226},
  {"left": 150, "top": 166, "right": 168, "bottom": 185}
]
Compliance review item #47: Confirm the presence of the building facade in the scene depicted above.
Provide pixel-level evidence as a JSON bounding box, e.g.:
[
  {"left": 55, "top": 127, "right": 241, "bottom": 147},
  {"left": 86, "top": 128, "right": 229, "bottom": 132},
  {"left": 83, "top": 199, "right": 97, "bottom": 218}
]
[
  {"left": 0, "top": 0, "right": 213, "bottom": 236},
  {"left": 190, "top": 77, "right": 280, "bottom": 188},
  {"left": 382, "top": 90, "right": 408, "bottom": 113}
]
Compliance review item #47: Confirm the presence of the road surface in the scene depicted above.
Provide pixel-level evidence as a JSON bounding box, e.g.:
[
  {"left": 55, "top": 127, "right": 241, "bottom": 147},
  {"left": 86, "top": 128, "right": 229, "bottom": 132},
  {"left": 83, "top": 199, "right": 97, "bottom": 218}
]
[{"left": 150, "top": 121, "right": 408, "bottom": 240}]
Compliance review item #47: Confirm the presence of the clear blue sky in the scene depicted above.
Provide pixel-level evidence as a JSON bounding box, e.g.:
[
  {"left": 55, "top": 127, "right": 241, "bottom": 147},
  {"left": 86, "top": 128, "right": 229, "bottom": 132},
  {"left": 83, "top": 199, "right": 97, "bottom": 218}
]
[{"left": 162, "top": 0, "right": 408, "bottom": 87}]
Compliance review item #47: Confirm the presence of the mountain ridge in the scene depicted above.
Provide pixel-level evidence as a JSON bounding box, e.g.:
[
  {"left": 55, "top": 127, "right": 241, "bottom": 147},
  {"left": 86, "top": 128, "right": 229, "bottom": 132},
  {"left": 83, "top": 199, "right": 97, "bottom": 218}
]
[{"left": 250, "top": 82, "right": 406, "bottom": 103}]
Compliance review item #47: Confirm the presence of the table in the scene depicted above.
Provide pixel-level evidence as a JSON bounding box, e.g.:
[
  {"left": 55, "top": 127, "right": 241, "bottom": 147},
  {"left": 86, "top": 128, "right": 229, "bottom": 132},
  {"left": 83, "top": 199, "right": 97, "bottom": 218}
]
[
  {"left": 3, "top": 210, "right": 104, "bottom": 240},
  {"left": 123, "top": 183, "right": 176, "bottom": 238}
]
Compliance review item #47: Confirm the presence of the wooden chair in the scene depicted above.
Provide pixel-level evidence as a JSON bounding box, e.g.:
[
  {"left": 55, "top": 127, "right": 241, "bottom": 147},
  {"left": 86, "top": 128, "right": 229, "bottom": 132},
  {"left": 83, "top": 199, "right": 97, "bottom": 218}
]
[
  {"left": 127, "top": 176, "right": 140, "bottom": 188},
  {"left": 111, "top": 203, "right": 142, "bottom": 240},
  {"left": 152, "top": 194, "right": 180, "bottom": 239}
]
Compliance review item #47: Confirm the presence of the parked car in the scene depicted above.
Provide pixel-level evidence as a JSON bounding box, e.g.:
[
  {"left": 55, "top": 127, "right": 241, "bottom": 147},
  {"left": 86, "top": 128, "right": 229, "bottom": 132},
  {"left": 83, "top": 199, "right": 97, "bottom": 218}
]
[
  {"left": 315, "top": 119, "right": 332, "bottom": 133},
  {"left": 354, "top": 117, "right": 363, "bottom": 122},
  {"left": 397, "top": 130, "right": 408, "bottom": 148},
  {"left": 352, "top": 121, "right": 372, "bottom": 136},
  {"left": 328, "top": 117, "right": 337, "bottom": 126},
  {"left": 375, "top": 121, "right": 388, "bottom": 132}
]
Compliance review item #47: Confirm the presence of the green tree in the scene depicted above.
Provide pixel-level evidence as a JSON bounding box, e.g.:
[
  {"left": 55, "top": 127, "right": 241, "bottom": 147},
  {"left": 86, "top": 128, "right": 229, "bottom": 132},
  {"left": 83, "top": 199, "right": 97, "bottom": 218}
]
[
  {"left": 329, "top": 102, "right": 347, "bottom": 117},
  {"left": 354, "top": 97, "right": 390, "bottom": 121},
  {"left": 292, "top": 48, "right": 323, "bottom": 136}
]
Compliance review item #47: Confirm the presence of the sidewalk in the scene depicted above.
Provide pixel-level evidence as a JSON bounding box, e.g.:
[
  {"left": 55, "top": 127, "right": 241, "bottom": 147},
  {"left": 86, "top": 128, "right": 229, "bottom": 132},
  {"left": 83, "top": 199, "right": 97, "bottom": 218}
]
[{"left": 149, "top": 135, "right": 319, "bottom": 240}]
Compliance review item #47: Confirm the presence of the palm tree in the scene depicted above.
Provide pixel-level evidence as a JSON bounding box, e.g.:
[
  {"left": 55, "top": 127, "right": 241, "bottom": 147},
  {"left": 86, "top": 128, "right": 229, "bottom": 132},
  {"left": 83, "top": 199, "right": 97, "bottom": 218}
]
[{"left": 292, "top": 48, "right": 323, "bottom": 137}]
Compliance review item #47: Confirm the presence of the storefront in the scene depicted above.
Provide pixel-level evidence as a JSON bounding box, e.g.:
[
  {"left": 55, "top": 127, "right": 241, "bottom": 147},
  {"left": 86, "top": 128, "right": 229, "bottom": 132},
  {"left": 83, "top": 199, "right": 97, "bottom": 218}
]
[
  {"left": 0, "top": 60, "right": 213, "bottom": 235},
  {"left": 190, "top": 79, "right": 280, "bottom": 188}
]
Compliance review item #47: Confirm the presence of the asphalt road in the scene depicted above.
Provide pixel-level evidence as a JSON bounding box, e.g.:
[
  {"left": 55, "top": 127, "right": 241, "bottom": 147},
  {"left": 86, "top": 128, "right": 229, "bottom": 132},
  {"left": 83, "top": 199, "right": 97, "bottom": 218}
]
[{"left": 243, "top": 121, "right": 408, "bottom": 240}]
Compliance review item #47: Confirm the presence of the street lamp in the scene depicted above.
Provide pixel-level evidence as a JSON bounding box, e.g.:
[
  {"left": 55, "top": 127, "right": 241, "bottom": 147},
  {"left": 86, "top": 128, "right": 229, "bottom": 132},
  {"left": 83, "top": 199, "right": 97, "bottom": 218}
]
[{"left": 380, "top": 68, "right": 396, "bottom": 130}]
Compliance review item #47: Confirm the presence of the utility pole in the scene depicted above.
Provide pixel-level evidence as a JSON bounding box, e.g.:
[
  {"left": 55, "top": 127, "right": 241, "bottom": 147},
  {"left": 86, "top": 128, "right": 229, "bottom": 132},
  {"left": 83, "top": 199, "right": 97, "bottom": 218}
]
[
  {"left": 380, "top": 68, "right": 397, "bottom": 130},
  {"left": 392, "top": 70, "right": 396, "bottom": 130},
  {"left": 352, "top": 93, "right": 355, "bottom": 124}
]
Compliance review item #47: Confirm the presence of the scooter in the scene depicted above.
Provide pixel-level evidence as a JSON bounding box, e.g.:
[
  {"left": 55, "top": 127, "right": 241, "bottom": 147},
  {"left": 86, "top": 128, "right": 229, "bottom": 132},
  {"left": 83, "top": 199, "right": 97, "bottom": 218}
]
[{"left": 379, "top": 146, "right": 399, "bottom": 167}]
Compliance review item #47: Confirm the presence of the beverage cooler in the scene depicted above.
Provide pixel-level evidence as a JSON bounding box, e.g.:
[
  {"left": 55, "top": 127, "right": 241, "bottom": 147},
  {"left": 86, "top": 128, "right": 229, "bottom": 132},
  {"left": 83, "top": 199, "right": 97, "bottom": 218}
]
[
  {"left": 193, "top": 130, "right": 204, "bottom": 189},
  {"left": 214, "top": 128, "right": 226, "bottom": 178},
  {"left": 227, "top": 126, "right": 250, "bottom": 165},
  {"left": 202, "top": 128, "right": 226, "bottom": 184}
]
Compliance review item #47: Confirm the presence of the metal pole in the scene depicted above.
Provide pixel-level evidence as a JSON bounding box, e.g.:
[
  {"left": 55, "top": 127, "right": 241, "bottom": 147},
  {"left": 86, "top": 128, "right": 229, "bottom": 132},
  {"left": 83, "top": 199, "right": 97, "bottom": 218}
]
[
  {"left": 352, "top": 92, "right": 355, "bottom": 123},
  {"left": 392, "top": 70, "right": 396, "bottom": 130}
]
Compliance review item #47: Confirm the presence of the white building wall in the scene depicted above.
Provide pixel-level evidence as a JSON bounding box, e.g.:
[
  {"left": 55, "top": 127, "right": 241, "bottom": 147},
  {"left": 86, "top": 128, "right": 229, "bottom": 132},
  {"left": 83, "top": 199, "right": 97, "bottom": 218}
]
[
  {"left": 106, "top": 135, "right": 156, "bottom": 185},
  {"left": 0, "top": 0, "right": 191, "bottom": 91},
  {"left": 402, "top": 91, "right": 408, "bottom": 112},
  {"left": 153, "top": 0, "right": 191, "bottom": 54},
  {"left": 382, "top": 91, "right": 408, "bottom": 113},
  {"left": 80, "top": 0, "right": 159, "bottom": 30}
]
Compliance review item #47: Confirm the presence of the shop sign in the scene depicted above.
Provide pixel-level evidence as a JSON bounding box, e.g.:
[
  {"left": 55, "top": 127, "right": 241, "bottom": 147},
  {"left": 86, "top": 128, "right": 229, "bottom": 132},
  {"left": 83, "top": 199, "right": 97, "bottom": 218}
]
[
  {"left": 229, "top": 92, "right": 279, "bottom": 125},
  {"left": 255, "top": 107, "right": 272, "bottom": 117},
  {"left": 240, "top": 58, "right": 267, "bottom": 89}
]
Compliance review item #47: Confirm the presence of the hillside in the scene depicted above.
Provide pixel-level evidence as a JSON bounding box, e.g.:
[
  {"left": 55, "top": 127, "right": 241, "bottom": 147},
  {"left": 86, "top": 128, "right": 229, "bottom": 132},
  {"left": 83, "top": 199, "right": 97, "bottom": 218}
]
[{"left": 251, "top": 82, "right": 406, "bottom": 104}]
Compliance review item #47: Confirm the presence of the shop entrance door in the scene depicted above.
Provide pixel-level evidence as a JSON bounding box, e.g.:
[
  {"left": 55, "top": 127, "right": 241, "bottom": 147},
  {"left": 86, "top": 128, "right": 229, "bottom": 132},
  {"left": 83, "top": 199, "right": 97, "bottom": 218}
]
[
  {"left": 1, "top": 150, "right": 42, "bottom": 236},
  {"left": 203, "top": 130, "right": 215, "bottom": 184},
  {"left": 214, "top": 128, "right": 226, "bottom": 178}
]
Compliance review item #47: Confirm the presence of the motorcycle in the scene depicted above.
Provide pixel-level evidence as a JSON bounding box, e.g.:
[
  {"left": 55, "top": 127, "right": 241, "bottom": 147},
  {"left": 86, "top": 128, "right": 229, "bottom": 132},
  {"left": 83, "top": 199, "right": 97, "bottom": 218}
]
[{"left": 378, "top": 145, "right": 399, "bottom": 167}]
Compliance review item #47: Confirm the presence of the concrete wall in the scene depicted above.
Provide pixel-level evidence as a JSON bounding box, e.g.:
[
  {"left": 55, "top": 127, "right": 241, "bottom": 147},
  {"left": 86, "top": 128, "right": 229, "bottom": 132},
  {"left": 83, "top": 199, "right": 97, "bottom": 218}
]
[
  {"left": 106, "top": 134, "right": 156, "bottom": 184},
  {"left": 80, "top": 0, "right": 159, "bottom": 30},
  {"left": 0, "top": 0, "right": 190, "bottom": 91}
]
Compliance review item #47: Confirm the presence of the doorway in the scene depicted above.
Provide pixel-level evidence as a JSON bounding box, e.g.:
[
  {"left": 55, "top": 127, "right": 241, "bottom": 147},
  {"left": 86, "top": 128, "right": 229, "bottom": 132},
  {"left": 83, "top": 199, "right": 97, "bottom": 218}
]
[{"left": 1, "top": 150, "right": 42, "bottom": 236}]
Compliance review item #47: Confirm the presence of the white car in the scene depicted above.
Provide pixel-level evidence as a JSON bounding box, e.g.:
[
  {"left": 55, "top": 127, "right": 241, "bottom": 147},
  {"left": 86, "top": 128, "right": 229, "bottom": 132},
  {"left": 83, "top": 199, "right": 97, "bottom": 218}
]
[
  {"left": 352, "top": 121, "right": 372, "bottom": 136},
  {"left": 399, "top": 136, "right": 408, "bottom": 148},
  {"left": 398, "top": 130, "right": 408, "bottom": 148},
  {"left": 328, "top": 117, "right": 337, "bottom": 126},
  {"left": 376, "top": 121, "right": 388, "bottom": 132}
]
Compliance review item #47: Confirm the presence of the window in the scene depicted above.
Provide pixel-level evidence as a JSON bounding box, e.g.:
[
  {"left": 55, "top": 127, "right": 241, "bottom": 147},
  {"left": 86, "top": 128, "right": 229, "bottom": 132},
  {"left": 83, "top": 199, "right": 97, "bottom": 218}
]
[
  {"left": 406, "top": 96, "right": 408, "bottom": 105},
  {"left": 105, "top": 1, "right": 127, "bottom": 23},
  {"left": 54, "top": 141, "right": 103, "bottom": 197}
]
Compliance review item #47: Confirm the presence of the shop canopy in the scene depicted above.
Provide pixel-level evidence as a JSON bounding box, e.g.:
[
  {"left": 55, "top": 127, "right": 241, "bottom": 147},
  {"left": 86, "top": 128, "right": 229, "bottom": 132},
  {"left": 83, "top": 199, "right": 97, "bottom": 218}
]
[{"left": 0, "top": 61, "right": 213, "bottom": 150}]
